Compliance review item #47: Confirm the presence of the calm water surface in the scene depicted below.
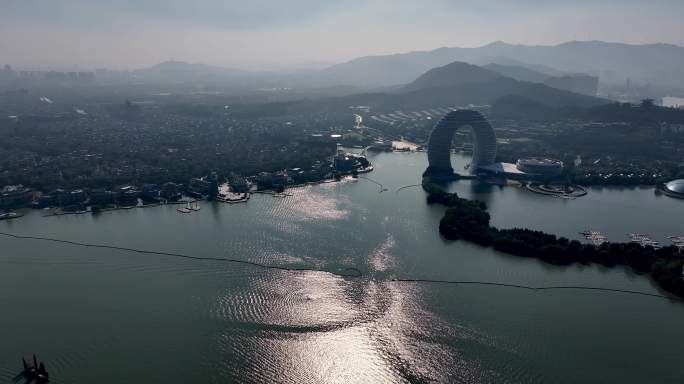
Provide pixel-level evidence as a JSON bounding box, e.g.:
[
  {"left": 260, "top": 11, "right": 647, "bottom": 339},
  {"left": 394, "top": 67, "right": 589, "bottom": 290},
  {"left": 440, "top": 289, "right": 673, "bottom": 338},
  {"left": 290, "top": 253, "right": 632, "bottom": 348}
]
[{"left": 1, "top": 151, "right": 683, "bottom": 383}]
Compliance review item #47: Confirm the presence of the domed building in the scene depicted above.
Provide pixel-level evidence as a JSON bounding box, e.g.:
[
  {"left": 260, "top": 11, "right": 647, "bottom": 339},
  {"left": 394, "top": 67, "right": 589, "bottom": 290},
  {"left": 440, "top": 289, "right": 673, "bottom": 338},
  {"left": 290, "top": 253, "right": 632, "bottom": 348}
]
[
  {"left": 515, "top": 157, "right": 564, "bottom": 177},
  {"left": 663, "top": 179, "right": 684, "bottom": 199}
]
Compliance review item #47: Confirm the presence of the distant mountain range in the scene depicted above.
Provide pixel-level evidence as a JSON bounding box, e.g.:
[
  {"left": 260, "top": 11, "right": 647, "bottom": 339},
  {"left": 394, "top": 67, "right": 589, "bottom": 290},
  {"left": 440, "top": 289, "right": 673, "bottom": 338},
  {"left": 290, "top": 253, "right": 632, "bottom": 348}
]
[
  {"left": 393, "top": 61, "right": 604, "bottom": 109},
  {"left": 482, "top": 63, "right": 598, "bottom": 96},
  {"left": 126, "top": 40, "right": 684, "bottom": 99},
  {"left": 233, "top": 59, "right": 607, "bottom": 118},
  {"left": 319, "top": 41, "right": 684, "bottom": 89},
  {"left": 482, "top": 63, "right": 549, "bottom": 83},
  {"left": 135, "top": 61, "right": 266, "bottom": 88},
  {"left": 403, "top": 61, "right": 501, "bottom": 92}
]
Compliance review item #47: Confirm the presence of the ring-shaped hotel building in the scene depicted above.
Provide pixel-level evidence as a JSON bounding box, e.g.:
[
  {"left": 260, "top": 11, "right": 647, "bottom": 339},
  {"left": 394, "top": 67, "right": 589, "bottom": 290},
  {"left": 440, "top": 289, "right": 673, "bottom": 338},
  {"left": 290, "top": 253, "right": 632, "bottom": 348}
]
[{"left": 426, "top": 110, "right": 497, "bottom": 177}]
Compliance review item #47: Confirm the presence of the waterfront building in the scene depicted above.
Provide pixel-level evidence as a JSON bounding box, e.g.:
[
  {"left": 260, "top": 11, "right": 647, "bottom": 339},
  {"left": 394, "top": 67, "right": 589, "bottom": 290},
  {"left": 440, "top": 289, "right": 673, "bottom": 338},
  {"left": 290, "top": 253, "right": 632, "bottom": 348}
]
[
  {"left": 70, "top": 190, "right": 86, "bottom": 204},
  {"left": 229, "top": 177, "right": 249, "bottom": 193},
  {"left": 426, "top": 110, "right": 497, "bottom": 177},
  {"left": 477, "top": 162, "right": 526, "bottom": 178},
  {"left": 370, "top": 141, "right": 393, "bottom": 151},
  {"left": 288, "top": 168, "right": 305, "bottom": 183},
  {"left": 52, "top": 189, "right": 69, "bottom": 206},
  {"left": 662, "top": 179, "right": 684, "bottom": 199},
  {"left": 119, "top": 189, "right": 141, "bottom": 206},
  {"left": 140, "top": 184, "right": 160, "bottom": 201},
  {"left": 160, "top": 182, "right": 182, "bottom": 201},
  {"left": 36, "top": 194, "right": 55, "bottom": 208},
  {"left": 300, "top": 167, "right": 327, "bottom": 183},
  {"left": 333, "top": 152, "right": 357, "bottom": 173},
  {"left": 333, "top": 150, "right": 370, "bottom": 174},
  {"left": 256, "top": 172, "right": 288, "bottom": 190},
  {"left": 516, "top": 158, "right": 565, "bottom": 177},
  {"left": 0, "top": 185, "right": 33, "bottom": 209},
  {"left": 47, "top": 189, "right": 86, "bottom": 207},
  {"left": 477, "top": 158, "right": 564, "bottom": 180},
  {"left": 187, "top": 178, "right": 213, "bottom": 197},
  {"left": 89, "top": 189, "right": 119, "bottom": 205}
]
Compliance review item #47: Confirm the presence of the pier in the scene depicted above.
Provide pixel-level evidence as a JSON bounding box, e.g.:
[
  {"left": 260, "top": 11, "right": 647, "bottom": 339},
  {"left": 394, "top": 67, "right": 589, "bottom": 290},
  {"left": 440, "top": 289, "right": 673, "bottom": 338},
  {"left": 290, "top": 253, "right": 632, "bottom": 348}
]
[{"left": 177, "top": 200, "right": 201, "bottom": 214}]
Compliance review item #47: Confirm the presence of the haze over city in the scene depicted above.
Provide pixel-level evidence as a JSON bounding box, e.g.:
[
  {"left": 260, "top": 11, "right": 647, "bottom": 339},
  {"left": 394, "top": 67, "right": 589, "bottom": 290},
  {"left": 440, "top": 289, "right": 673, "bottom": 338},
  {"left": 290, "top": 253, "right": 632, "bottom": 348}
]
[{"left": 3, "top": 0, "right": 684, "bottom": 69}]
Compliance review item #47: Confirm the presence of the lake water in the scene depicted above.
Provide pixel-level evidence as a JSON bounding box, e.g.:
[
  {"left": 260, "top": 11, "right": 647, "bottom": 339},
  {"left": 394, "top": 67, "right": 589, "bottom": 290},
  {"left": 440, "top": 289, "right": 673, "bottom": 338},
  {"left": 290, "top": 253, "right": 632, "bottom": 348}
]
[{"left": 1, "top": 151, "right": 683, "bottom": 383}]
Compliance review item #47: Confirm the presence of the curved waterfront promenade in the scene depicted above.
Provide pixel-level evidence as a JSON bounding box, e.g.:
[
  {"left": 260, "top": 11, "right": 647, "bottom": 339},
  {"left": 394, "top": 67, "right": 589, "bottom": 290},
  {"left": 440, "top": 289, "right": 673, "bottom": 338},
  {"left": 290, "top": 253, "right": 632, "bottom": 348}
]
[{"left": 525, "top": 183, "right": 588, "bottom": 199}]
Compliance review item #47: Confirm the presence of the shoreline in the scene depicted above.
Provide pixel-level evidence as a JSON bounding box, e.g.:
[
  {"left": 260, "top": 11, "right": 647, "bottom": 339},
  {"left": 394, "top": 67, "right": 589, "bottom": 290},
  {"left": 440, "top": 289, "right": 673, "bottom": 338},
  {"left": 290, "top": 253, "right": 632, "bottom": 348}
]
[
  {"left": 31, "top": 172, "right": 367, "bottom": 219},
  {"left": 423, "top": 175, "right": 684, "bottom": 302},
  {"left": 40, "top": 199, "right": 199, "bottom": 217}
]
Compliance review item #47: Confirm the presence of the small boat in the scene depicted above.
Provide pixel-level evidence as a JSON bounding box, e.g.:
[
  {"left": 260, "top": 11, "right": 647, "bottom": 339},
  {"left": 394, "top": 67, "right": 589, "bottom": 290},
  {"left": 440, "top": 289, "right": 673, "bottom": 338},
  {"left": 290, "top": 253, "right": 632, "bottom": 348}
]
[
  {"left": 0, "top": 212, "right": 21, "bottom": 221},
  {"left": 629, "top": 233, "right": 661, "bottom": 249},
  {"left": 580, "top": 230, "right": 608, "bottom": 246},
  {"left": 19, "top": 354, "right": 49, "bottom": 383},
  {"left": 177, "top": 202, "right": 191, "bottom": 213},
  {"left": 189, "top": 201, "right": 201, "bottom": 211}
]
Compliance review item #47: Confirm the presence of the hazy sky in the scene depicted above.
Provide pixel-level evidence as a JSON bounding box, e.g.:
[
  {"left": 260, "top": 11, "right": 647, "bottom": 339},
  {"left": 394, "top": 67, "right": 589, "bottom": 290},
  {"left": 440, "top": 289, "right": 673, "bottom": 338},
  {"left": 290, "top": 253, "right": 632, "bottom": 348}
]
[{"left": 2, "top": 0, "right": 683, "bottom": 70}]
